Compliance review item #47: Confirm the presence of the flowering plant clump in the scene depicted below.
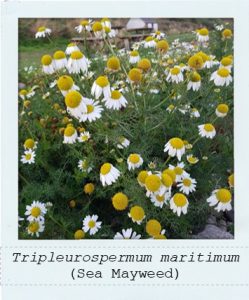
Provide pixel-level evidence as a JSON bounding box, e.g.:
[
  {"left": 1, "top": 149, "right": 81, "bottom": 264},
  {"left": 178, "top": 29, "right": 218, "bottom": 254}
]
[{"left": 18, "top": 19, "right": 233, "bottom": 239}]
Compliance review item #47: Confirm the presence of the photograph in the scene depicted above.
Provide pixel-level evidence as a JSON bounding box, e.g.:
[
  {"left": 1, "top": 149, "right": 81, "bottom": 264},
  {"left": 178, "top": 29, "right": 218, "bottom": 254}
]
[{"left": 18, "top": 17, "right": 234, "bottom": 240}]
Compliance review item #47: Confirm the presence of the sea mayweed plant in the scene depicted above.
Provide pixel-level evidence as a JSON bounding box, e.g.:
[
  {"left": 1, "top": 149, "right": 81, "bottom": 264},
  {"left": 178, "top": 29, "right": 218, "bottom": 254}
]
[{"left": 18, "top": 19, "right": 234, "bottom": 239}]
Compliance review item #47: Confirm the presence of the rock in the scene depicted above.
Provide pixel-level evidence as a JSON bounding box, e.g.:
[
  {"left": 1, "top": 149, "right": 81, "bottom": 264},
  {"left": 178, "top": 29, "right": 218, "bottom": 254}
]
[
  {"left": 192, "top": 224, "right": 234, "bottom": 239},
  {"left": 218, "top": 219, "right": 227, "bottom": 232},
  {"left": 206, "top": 215, "right": 217, "bottom": 225}
]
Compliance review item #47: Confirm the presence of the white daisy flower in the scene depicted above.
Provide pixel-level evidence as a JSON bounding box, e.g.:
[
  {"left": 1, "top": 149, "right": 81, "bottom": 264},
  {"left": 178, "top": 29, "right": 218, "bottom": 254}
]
[
  {"left": 75, "top": 19, "right": 92, "bottom": 33},
  {"left": 127, "top": 153, "right": 143, "bottom": 171},
  {"left": 144, "top": 36, "right": 157, "bottom": 48},
  {"left": 63, "top": 126, "right": 78, "bottom": 144},
  {"left": 57, "top": 75, "right": 79, "bottom": 96},
  {"left": 196, "top": 28, "right": 209, "bottom": 43},
  {"left": 25, "top": 201, "right": 47, "bottom": 222},
  {"left": 21, "top": 149, "right": 36, "bottom": 164},
  {"left": 114, "top": 228, "right": 141, "bottom": 239},
  {"left": 65, "top": 42, "right": 80, "bottom": 55},
  {"left": 150, "top": 192, "right": 170, "bottom": 208},
  {"left": 177, "top": 176, "right": 197, "bottom": 195},
  {"left": 187, "top": 72, "right": 201, "bottom": 91},
  {"left": 204, "top": 55, "right": 217, "bottom": 68},
  {"left": 92, "top": 21, "right": 105, "bottom": 39},
  {"left": 100, "top": 163, "right": 120, "bottom": 186},
  {"left": 64, "top": 91, "right": 87, "bottom": 120},
  {"left": 144, "top": 174, "right": 162, "bottom": 197},
  {"left": 166, "top": 66, "right": 184, "bottom": 84},
  {"left": 35, "top": 26, "right": 51, "bottom": 38},
  {"left": 82, "top": 215, "right": 102, "bottom": 235},
  {"left": 18, "top": 216, "right": 24, "bottom": 227},
  {"left": 117, "top": 136, "right": 130, "bottom": 149},
  {"left": 67, "top": 51, "right": 90, "bottom": 74},
  {"left": 78, "top": 159, "right": 92, "bottom": 173},
  {"left": 128, "top": 206, "right": 145, "bottom": 225},
  {"left": 198, "top": 123, "right": 216, "bottom": 139},
  {"left": 166, "top": 104, "right": 176, "bottom": 113},
  {"left": 207, "top": 188, "right": 232, "bottom": 212},
  {"left": 80, "top": 98, "right": 103, "bottom": 122},
  {"left": 23, "top": 138, "right": 37, "bottom": 150},
  {"left": 137, "top": 170, "right": 151, "bottom": 187},
  {"left": 77, "top": 131, "right": 91, "bottom": 142},
  {"left": 27, "top": 220, "right": 45, "bottom": 237},
  {"left": 103, "top": 90, "right": 128, "bottom": 110},
  {"left": 41, "top": 55, "right": 54, "bottom": 74},
  {"left": 129, "top": 50, "right": 140, "bottom": 64},
  {"left": 220, "top": 56, "right": 233, "bottom": 71},
  {"left": 190, "top": 108, "right": 200, "bottom": 118},
  {"left": 91, "top": 76, "right": 111, "bottom": 99},
  {"left": 152, "top": 30, "right": 165, "bottom": 40},
  {"left": 187, "top": 154, "right": 199, "bottom": 165},
  {"left": 170, "top": 193, "right": 189, "bottom": 216},
  {"left": 53, "top": 51, "right": 67, "bottom": 70},
  {"left": 210, "top": 68, "right": 232, "bottom": 86},
  {"left": 169, "top": 162, "right": 189, "bottom": 183},
  {"left": 101, "top": 18, "right": 112, "bottom": 29},
  {"left": 215, "top": 104, "right": 229, "bottom": 117},
  {"left": 164, "top": 137, "right": 186, "bottom": 161}
]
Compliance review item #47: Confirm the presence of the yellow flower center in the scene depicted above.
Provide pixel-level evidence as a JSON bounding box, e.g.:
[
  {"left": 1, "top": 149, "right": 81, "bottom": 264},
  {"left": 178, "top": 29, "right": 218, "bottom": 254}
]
[
  {"left": 129, "top": 154, "right": 140, "bottom": 164},
  {"left": 137, "top": 170, "right": 148, "bottom": 184},
  {"left": 57, "top": 76, "right": 74, "bottom": 91},
  {"left": 196, "top": 51, "right": 209, "bottom": 63},
  {"left": 170, "top": 67, "right": 180, "bottom": 75},
  {"left": 174, "top": 166, "right": 183, "bottom": 175},
  {"left": 100, "top": 163, "right": 112, "bottom": 175},
  {"left": 19, "top": 89, "right": 28, "bottom": 96},
  {"left": 188, "top": 55, "right": 204, "bottom": 69},
  {"left": 161, "top": 173, "right": 173, "bottom": 187},
  {"left": 38, "top": 26, "right": 46, "bottom": 32},
  {"left": 84, "top": 183, "right": 95, "bottom": 194},
  {"left": 65, "top": 91, "right": 82, "bottom": 108},
  {"left": 173, "top": 193, "right": 187, "bottom": 207},
  {"left": 146, "top": 219, "right": 161, "bottom": 236},
  {"left": 190, "top": 71, "right": 201, "bottom": 82},
  {"left": 80, "top": 20, "right": 89, "bottom": 26},
  {"left": 216, "top": 189, "right": 232, "bottom": 203},
  {"left": 87, "top": 105, "right": 94, "bottom": 113},
  {"left": 156, "top": 195, "right": 165, "bottom": 202},
  {"left": 182, "top": 178, "right": 192, "bottom": 187},
  {"left": 70, "top": 51, "right": 84, "bottom": 60},
  {"left": 217, "top": 68, "right": 230, "bottom": 77},
  {"left": 104, "top": 26, "right": 111, "bottom": 33},
  {"left": 68, "top": 42, "right": 76, "bottom": 47},
  {"left": 53, "top": 51, "right": 66, "bottom": 60},
  {"left": 31, "top": 207, "right": 41, "bottom": 217},
  {"left": 154, "top": 234, "right": 167, "bottom": 239},
  {"left": 130, "top": 206, "right": 145, "bottom": 221},
  {"left": 107, "top": 56, "right": 120, "bottom": 70},
  {"left": 111, "top": 90, "right": 122, "bottom": 100},
  {"left": 204, "top": 123, "right": 215, "bottom": 132},
  {"left": 199, "top": 28, "right": 209, "bottom": 36},
  {"left": 88, "top": 220, "right": 96, "bottom": 228},
  {"left": 137, "top": 58, "right": 151, "bottom": 72},
  {"left": 41, "top": 54, "right": 52, "bottom": 66},
  {"left": 74, "top": 229, "right": 85, "bottom": 239},
  {"left": 145, "top": 36, "right": 153, "bottom": 42},
  {"left": 128, "top": 68, "right": 142, "bottom": 83},
  {"left": 24, "top": 138, "right": 35, "bottom": 149},
  {"left": 217, "top": 104, "right": 229, "bottom": 113},
  {"left": 101, "top": 17, "right": 110, "bottom": 23},
  {"left": 64, "top": 126, "right": 76, "bottom": 137},
  {"left": 162, "top": 169, "right": 176, "bottom": 182},
  {"left": 92, "top": 22, "right": 103, "bottom": 32},
  {"left": 221, "top": 57, "right": 232, "bottom": 66},
  {"left": 222, "top": 29, "right": 232, "bottom": 38},
  {"left": 130, "top": 50, "right": 139, "bottom": 57},
  {"left": 25, "top": 153, "right": 32, "bottom": 160},
  {"left": 228, "top": 174, "right": 234, "bottom": 187},
  {"left": 145, "top": 175, "right": 161, "bottom": 192},
  {"left": 156, "top": 40, "right": 169, "bottom": 52},
  {"left": 96, "top": 76, "right": 109, "bottom": 88},
  {"left": 81, "top": 160, "right": 88, "bottom": 169},
  {"left": 187, "top": 156, "right": 198, "bottom": 164},
  {"left": 112, "top": 192, "right": 129, "bottom": 211},
  {"left": 170, "top": 137, "right": 184, "bottom": 149},
  {"left": 28, "top": 221, "right": 40, "bottom": 233}
]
